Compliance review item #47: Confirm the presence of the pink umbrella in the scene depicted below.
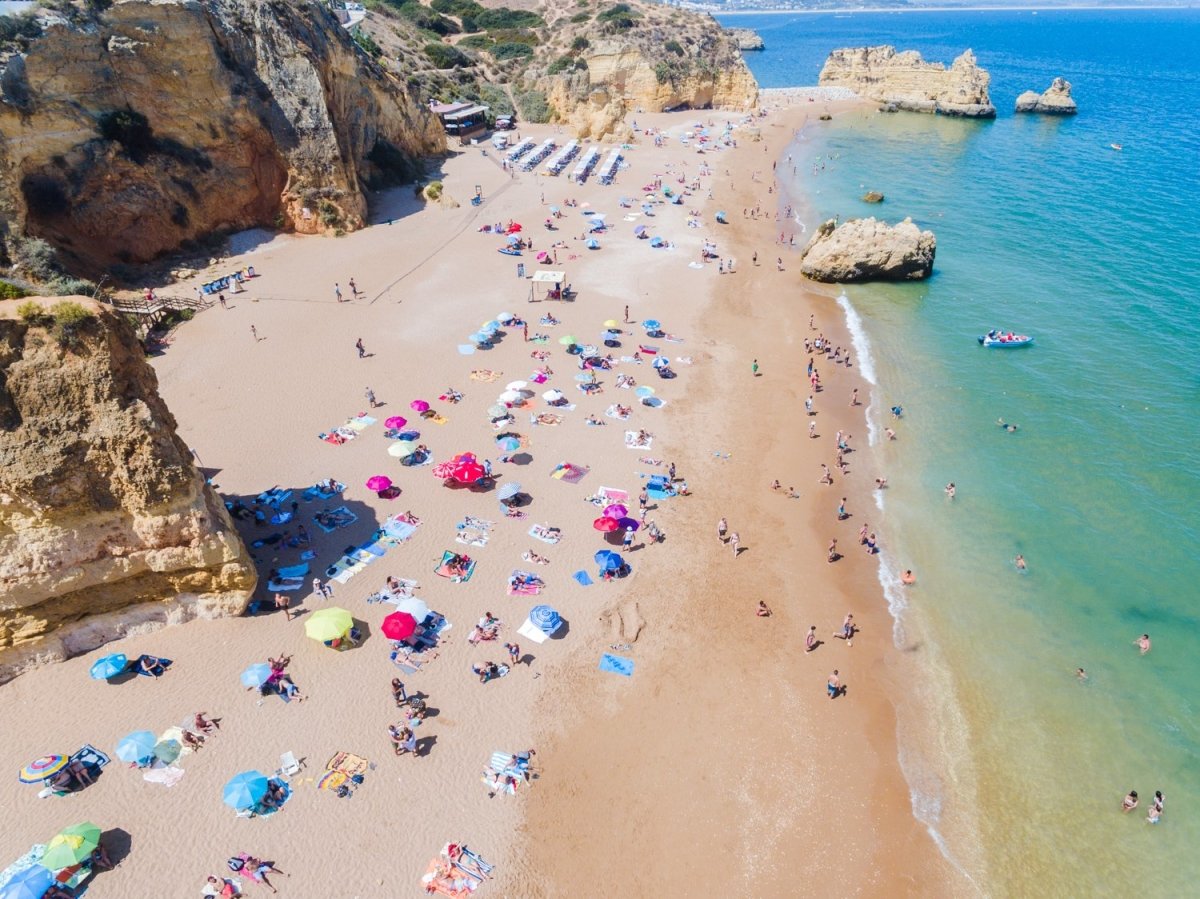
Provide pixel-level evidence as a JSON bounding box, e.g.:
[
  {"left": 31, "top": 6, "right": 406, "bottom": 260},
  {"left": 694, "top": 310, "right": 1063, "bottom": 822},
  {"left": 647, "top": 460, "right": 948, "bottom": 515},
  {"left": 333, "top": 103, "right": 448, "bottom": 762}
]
[
  {"left": 593, "top": 517, "right": 620, "bottom": 532},
  {"left": 384, "top": 416, "right": 408, "bottom": 429},
  {"left": 452, "top": 460, "right": 486, "bottom": 484},
  {"left": 410, "top": 400, "right": 430, "bottom": 413},
  {"left": 366, "top": 475, "right": 392, "bottom": 492},
  {"left": 603, "top": 503, "right": 628, "bottom": 519},
  {"left": 380, "top": 611, "right": 418, "bottom": 641},
  {"left": 431, "top": 461, "right": 455, "bottom": 479}
]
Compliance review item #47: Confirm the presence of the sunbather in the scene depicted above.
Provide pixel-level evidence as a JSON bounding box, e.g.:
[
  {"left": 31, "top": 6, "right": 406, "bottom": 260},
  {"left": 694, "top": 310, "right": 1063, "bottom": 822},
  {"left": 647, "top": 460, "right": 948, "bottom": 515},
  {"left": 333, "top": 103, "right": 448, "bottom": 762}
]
[
  {"left": 134, "top": 654, "right": 169, "bottom": 677},
  {"left": 181, "top": 729, "right": 205, "bottom": 751},
  {"left": 195, "top": 712, "right": 221, "bottom": 733},
  {"left": 241, "top": 858, "right": 285, "bottom": 894},
  {"left": 523, "top": 549, "right": 549, "bottom": 565}
]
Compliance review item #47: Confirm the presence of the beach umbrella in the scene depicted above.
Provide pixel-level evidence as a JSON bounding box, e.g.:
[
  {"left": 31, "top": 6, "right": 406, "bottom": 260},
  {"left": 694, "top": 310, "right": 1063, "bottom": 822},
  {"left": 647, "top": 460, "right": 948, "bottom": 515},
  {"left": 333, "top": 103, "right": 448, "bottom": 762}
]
[
  {"left": 40, "top": 822, "right": 101, "bottom": 871},
  {"left": 153, "top": 739, "right": 181, "bottom": 764},
  {"left": 506, "top": 235, "right": 521, "bottom": 247},
  {"left": 305, "top": 607, "right": 354, "bottom": 643},
  {"left": 497, "top": 311, "right": 515, "bottom": 323},
  {"left": 393, "top": 596, "right": 430, "bottom": 623},
  {"left": 585, "top": 239, "right": 600, "bottom": 250},
  {"left": 580, "top": 345, "right": 598, "bottom": 358},
  {"left": 593, "top": 516, "right": 619, "bottom": 532},
  {"left": 482, "top": 319, "right": 501, "bottom": 331},
  {"left": 497, "top": 482, "right": 522, "bottom": 501},
  {"left": 616, "top": 518, "right": 641, "bottom": 531},
  {"left": 222, "top": 771, "right": 269, "bottom": 810},
  {"left": 642, "top": 319, "right": 661, "bottom": 330},
  {"left": 366, "top": 475, "right": 392, "bottom": 492},
  {"left": 498, "top": 389, "right": 523, "bottom": 405},
  {"left": 649, "top": 237, "right": 663, "bottom": 248},
  {"left": 594, "top": 549, "right": 623, "bottom": 571},
  {"left": 633, "top": 225, "right": 647, "bottom": 237},
  {"left": 115, "top": 730, "right": 157, "bottom": 764},
  {"left": 548, "top": 205, "right": 560, "bottom": 214},
  {"left": 451, "top": 459, "right": 486, "bottom": 484},
  {"left": 604, "top": 319, "right": 621, "bottom": 329},
  {"left": 508, "top": 222, "right": 523, "bottom": 232},
  {"left": 240, "top": 663, "right": 273, "bottom": 689},
  {"left": 496, "top": 435, "right": 521, "bottom": 453},
  {"left": 380, "top": 611, "right": 418, "bottom": 641},
  {"left": 384, "top": 415, "right": 408, "bottom": 429},
  {"left": 388, "top": 441, "right": 417, "bottom": 458},
  {"left": 601, "top": 330, "right": 620, "bottom": 342},
  {"left": 557, "top": 335, "right": 577, "bottom": 345},
  {"left": 451, "top": 451, "right": 477, "bottom": 464},
  {"left": 470, "top": 331, "right": 491, "bottom": 344},
  {"left": 603, "top": 503, "right": 628, "bottom": 519},
  {"left": 487, "top": 403, "right": 509, "bottom": 419},
  {"left": 635, "top": 386, "right": 655, "bottom": 398},
  {"left": 652, "top": 357, "right": 670, "bottom": 369},
  {"left": 0, "top": 864, "right": 54, "bottom": 899},
  {"left": 431, "top": 460, "right": 455, "bottom": 479},
  {"left": 18, "top": 754, "right": 69, "bottom": 784},
  {"left": 529, "top": 604, "right": 562, "bottom": 636},
  {"left": 542, "top": 388, "right": 563, "bottom": 402},
  {"left": 410, "top": 400, "right": 430, "bottom": 413},
  {"left": 89, "top": 653, "right": 127, "bottom": 680},
  {"left": 506, "top": 380, "right": 528, "bottom": 391}
]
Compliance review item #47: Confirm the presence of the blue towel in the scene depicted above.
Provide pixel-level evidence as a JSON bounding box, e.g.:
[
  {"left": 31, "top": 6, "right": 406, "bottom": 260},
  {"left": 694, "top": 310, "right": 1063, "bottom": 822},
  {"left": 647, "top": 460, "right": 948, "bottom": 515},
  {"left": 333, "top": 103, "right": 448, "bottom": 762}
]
[
  {"left": 572, "top": 570, "right": 593, "bottom": 586},
  {"left": 598, "top": 653, "right": 634, "bottom": 677},
  {"left": 277, "top": 563, "right": 309, "bottom": 579}
]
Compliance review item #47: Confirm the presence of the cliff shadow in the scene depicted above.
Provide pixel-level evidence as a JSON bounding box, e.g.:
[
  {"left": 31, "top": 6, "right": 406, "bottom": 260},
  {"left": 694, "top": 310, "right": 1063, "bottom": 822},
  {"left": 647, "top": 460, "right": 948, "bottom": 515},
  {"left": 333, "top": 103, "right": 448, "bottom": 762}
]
[{"left": 220, "top": 483, "right": 383, "bottom": 607}]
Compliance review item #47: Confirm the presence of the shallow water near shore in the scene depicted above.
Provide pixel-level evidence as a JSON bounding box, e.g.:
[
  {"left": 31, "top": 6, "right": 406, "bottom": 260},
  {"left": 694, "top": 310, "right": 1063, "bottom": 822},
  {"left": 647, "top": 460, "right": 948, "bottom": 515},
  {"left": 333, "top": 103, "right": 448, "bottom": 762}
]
[{"left": 727, "top": 8, "right": 1200, "bottom": 894}]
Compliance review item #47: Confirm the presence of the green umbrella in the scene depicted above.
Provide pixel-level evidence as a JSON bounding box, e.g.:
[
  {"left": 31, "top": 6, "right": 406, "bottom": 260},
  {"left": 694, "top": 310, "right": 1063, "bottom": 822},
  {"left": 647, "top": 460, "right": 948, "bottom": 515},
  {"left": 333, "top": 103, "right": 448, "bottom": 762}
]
[
  {"left": 557, "top": 335, "right": 577, "bottom": 345},
  {"left": 388, "top": 440, "right": 417, "bottom": 458},
  {"left": 487, "top": 404, "right": 508, "bottom": 419},
  {"left": 41, "top": 822, "right": 101, "bottom": 870},
  {"left": 305, "top": 607, "right": 354, "bottom": 643},
  {"left": 154, "top": 738, "right": 182, "bottom": 764}
]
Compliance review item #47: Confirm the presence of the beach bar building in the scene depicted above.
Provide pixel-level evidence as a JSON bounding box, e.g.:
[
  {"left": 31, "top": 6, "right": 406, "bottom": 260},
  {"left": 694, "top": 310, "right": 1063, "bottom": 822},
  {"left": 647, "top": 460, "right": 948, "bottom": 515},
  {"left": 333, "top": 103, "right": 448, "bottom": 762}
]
[{"left": 429, "top": 100, "right": 489, "bottom": 144}]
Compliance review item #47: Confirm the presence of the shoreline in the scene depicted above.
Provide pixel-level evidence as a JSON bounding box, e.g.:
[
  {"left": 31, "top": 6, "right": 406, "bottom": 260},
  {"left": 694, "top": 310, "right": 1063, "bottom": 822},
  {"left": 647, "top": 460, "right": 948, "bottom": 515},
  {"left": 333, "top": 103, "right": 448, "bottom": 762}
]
[{"left": 715, "top": 5, "right": 1187, "bottom": 15}]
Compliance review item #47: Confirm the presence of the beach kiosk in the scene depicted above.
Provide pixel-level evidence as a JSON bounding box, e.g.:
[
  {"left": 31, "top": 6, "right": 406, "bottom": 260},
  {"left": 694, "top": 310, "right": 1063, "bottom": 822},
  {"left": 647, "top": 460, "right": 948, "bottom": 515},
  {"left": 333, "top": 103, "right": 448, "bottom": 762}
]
[
  {"left": 429, "top": 101, "right": 489, "bottom": 144},
  {"left": 528, "top": 270, "right": 568, "bottom": 303}
]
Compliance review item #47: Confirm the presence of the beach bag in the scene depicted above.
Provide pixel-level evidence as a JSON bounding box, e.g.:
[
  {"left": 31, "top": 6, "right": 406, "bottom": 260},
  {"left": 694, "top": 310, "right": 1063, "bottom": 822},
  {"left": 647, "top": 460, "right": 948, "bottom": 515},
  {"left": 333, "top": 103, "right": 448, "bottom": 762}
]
[{"left": 227, "top": 857, "right": 245, "bottom": 872}]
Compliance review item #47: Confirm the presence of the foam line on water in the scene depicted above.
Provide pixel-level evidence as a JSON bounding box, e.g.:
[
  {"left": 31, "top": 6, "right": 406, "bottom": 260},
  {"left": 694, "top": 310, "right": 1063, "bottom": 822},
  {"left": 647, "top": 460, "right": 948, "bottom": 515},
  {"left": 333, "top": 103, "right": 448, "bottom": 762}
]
[{"left": 836, "top": 290, "right": 876, "bottom": 385}]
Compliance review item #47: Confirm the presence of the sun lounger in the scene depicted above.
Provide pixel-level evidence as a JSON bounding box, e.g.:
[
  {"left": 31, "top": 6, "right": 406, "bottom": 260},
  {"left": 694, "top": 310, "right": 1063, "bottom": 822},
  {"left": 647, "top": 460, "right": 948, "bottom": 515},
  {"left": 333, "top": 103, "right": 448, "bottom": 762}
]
[{"left": 276, "top": 751, "right": 302, "bottom": 778}]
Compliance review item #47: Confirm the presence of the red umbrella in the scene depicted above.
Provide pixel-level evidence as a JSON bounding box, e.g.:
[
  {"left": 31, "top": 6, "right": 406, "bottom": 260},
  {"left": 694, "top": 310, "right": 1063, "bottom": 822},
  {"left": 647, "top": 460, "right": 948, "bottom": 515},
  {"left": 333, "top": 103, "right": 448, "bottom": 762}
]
[
  {"left": 431, "top": 460, "right": 455, "bottom": 479},
  {"left": 380, "top": 611, "right": 417, "bottom": 641},
  {"left": 593, "top": 516, "right": 620, "bottom": 532},
  {"left": 384, "top": 416, "right": 408, "bottom": 429},
  {"left": 410, "top": 400, "right": 430, "bottom": 413},
  {"left": 452, "top": 460, "right": 486, "bottom": 484},
  {"left": 366, "top": 475, "right": 392, "bottom": 492},
  {"left": 507, "top": 222, "right": 523, "bottom": 233}
]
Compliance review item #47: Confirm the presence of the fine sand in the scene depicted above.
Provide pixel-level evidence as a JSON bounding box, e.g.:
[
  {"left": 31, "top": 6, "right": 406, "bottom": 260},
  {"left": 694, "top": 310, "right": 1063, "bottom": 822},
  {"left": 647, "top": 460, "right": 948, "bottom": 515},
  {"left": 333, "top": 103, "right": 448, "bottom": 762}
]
[{"left": 1, "top": 102, "right": 960, "bottom": 896}]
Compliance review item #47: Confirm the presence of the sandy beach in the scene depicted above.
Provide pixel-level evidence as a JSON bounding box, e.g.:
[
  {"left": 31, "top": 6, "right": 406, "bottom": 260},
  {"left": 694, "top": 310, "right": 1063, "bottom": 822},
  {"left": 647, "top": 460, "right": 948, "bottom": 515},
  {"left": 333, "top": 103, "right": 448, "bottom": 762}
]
[{"left": 1, "top": 100, "right": 960, "bottom": 896}]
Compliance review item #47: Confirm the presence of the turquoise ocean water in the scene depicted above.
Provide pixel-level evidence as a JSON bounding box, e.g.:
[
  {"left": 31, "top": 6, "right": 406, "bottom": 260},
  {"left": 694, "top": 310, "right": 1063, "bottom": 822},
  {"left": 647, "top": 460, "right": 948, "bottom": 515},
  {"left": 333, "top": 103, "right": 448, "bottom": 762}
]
[{"left": 720, "top": 9, "right": 1200, "bottom": 895}]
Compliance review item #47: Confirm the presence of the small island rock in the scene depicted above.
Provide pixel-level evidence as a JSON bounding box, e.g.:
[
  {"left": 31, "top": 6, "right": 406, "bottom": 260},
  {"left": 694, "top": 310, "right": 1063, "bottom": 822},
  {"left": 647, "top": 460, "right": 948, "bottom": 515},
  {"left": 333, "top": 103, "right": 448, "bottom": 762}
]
[
  {"left": 725, "top": 28, "right": 764, "bottom": 51},
  {"left": 1015, "top": 78, "right": 1077, "bottom": 115},
  {"left": 862, "top": 191, "right": 885, "bottom": 203},
  {"left": 800, "top": 217, "right": 935, "bottom": 283}
]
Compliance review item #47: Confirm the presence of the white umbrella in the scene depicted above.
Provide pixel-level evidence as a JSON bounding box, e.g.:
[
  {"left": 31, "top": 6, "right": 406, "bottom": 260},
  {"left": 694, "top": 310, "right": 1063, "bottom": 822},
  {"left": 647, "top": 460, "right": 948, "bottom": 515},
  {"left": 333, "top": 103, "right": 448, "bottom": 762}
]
[
  {"left": 393, "top": 596, "right": 430, "bottom": 622},
  {"left": 506, "top": 380, "right": 528, "bottom": 391},
  {"left": 499, "top": 390, "right": 523, "bottom": 404},
  {"left": 497, "top": 311, "right": 515, "bottom": 323},
  {"left": 542, "top": 388, "right": 564, "bottom": 402}
]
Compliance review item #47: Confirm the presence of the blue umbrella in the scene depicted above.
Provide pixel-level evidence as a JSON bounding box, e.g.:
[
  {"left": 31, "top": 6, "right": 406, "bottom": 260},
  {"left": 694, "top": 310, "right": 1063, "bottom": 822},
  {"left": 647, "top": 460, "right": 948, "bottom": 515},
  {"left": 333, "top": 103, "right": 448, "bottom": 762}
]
[
  {"left": 470, "top": 331, "right": 490, "bottom": 344},
  {"left": 481, "top": 320, "right": 500, "bottom": 333},
  {"left": 495, "top": 435, "right": 521, "bottom": 453},
  {"left": 115, "top": 730, "right": 157, "bottom": 764},
  {"left": 642, "top": 320, "right": 661, "bottom": 331},
  {"left": 529, "top": 604, "right": 562, "bottom": 635},
  {"left": 652, "top": 356, "right": 670, "bottom": 369},
  {"left": 635, "top": 386, "right": 655, "bottom": 398},
  {"left": 585, "top": 238, "right": 600, "bottom": 250},
  {"left": 497, "top": 482, "right": 522, "bottom": 500},
  {"left": 0, "top": 864, "right": 54, "bottom": 899},
  {"left": 223, "top": 770, "right": 269, "bottom": 810},
  {"left": 633, "top": 225, "right": 647, "bottom": 237},
  {"left": 240, "top": 662, "right": 273, "bottom": 689},
  {"left": 649, "top": 237, "right": 663, "bottom": 248},
  {"left": 89, "top": 653, "right": 127, "bottom": 680},
  {"left": 594, "top": 549, "right": 623, "bottom": 571},
  {"left": 506, "top": 235, "right": 521, "bottom": 247}
]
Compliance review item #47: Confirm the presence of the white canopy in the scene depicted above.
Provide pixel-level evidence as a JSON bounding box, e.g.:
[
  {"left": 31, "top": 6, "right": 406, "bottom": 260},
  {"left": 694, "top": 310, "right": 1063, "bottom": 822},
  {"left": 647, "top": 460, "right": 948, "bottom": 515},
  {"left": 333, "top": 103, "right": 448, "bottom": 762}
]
[{"left": 531, "top": 270, "right": 566, "bottom": 283}]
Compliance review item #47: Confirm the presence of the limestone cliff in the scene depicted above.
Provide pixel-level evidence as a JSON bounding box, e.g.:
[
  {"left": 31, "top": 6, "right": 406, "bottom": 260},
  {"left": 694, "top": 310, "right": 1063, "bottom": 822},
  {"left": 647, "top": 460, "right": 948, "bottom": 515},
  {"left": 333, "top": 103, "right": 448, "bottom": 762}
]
[
  {"left": 800, "top": 217, "right": 936, "bottom": 283},
  {"left": 818, "top": 46, "right": 996, "bottom": 118},
  {"left": 0, "top": 0, "right": 445, "bottom": 277},
  {"left": 0, "top": 297, "right": 256, "bottom": 683},
  {"left": 1015, "top": 78, "right": 1078, "bottom": 115},
  {"left": 532, "top": 3, "right": 757, "bottom": 139}
]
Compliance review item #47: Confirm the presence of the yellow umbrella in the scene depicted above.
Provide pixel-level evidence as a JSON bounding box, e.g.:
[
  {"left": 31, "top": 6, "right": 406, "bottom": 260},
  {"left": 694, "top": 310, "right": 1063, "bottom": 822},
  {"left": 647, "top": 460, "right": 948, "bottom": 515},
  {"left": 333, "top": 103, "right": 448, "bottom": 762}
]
[
  {"left": 604, "top": 319, "right": 621, "bottom": 329},
  {"left": 305, "top": 607, "right": 354, "bottom": 643}
]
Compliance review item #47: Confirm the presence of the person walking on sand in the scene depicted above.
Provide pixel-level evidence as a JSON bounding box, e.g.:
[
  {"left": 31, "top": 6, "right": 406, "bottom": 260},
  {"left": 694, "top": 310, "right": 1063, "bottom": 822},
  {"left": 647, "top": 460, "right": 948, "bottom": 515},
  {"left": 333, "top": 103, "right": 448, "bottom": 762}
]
[
  {"left": 356, "top": 338, "right": 366, "bottom": 358},
  {"left": 827, "top": 538, "right": 838, "bottom": 563},
  {"left": 717, "top": 518, "right": 728, "bottom": 543},
  {"left": 837, "top": 498, "right": 848, "bottom": 520},
  {"left": 365, "top": 387, "right": 378, "bottom": 408},
  {"left": 805, "top": 626, "right": 818, "bottom": 653},
  {"left": 805, "top": 395, "right": 814, "bottom": 415},
  {"left": 250, "top": 324, "right": 258, "bottom": 341},
  {"left": 827, "top": 670, "right": 842, "bottom": 699},
  {"left": 1136, "top": 633, "right": 1151, "bottom": 654},
  {"left": 729, "top": 532, "right": 740, "bottom": 557},
  {"left": 349, "top": 277, "right": 359, "bottom": 297},
  {"left": 334, "top": 283, "right": 343, "bottom": 303},
  {"left": 218, "top": 293, "right": 227, "bottom": 309},
  {"left": 809, "top": 421, "right": 817, "bottom": 439},
  {"left": 776, "top": 257, "right": 784, "bottom": 271},
  {"left": 624, "top": 304, "right": 630, "bottom": 323},
  {"left": 850, "top": 388, "right": 859, "bottom": 406},
  {"left": 834, "top": 613, "right": 854, "bottom": 646},
  {"left": 622, "top": 526, "right": 635, "bottom": 550},
  {"left": 505, "top": 641, "right": 521, "bottom": 667},
  {"left": 639, "top": 489, "right": 649, "bottom": 510},
  {"left": 752, "top": 359, "right": 759, "bottom": 377}
]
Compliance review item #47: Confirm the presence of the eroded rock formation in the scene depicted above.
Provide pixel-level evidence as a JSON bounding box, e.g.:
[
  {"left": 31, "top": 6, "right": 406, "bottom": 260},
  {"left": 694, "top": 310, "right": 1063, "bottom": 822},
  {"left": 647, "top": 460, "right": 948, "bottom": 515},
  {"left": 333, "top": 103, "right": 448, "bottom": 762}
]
[
  {"left": 0, "top": 0, "right": 444, "bottom": 276},
  {"left": 0, "top": 297, "right": 256, "bottom": 683},
  {"left": 1015, "top": 78, "right": 1078, "bottom": 115},
  {"left": 818, "top": 46, "right": 996, "bottom": 118},
  {"left": 800, "top": 217, "right": 936, "bottom": 283},
  {"left": 726, "top": 28, "right": 764, "bottom": 51}
]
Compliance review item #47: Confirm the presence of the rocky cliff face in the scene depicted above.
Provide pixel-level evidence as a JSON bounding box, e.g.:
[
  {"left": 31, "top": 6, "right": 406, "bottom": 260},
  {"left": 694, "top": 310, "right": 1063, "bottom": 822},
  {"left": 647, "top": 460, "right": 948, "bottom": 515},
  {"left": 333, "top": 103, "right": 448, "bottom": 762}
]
[
  {"left": 800, "top": 217, "right": 936, "bottom": 283},
  {"left": 0, "top": 0, "right": 445, "bottom": 277},
  {"left": 0, "top": 298, "right": 256, "bottom": 683},
  {"left": 536, "top": 17, "right": 757, "bottom": 139},
  {"left": 1015, "top": 77, "right": 1078, "bottom": 115},
  {"left": 819, "top": 46, "right": 996, "bottom": 118}
]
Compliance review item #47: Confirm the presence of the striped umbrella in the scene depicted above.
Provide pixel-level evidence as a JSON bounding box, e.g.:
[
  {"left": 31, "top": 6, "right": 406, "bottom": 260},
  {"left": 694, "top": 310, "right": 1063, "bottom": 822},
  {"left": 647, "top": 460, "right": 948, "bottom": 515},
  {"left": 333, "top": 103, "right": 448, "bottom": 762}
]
[
  {"left": 496, "top": 435, "right": 521, "bottom": 453},
  {"left": 18, "top": 754, "right": 69, "bottom": 784},
  {"left": 529, "top": 604, "right": 562, "bottom": 635},
  {"left": 497, "top": 482, "right": 522, "bottom": 500}
]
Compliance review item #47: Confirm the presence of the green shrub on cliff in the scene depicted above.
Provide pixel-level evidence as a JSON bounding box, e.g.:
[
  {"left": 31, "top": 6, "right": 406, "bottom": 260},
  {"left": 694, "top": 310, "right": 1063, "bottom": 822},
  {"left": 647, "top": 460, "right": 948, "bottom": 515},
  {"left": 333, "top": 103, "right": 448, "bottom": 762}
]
[
  {"left": 515, "top": 89, "right": 551, "bottom": 124},
  {"left": 50, "top": 300, "right": 95, "bottom": 347},
  {"left": 491, "top": 42, "right": 534, "bottom": 61},
  {"left": 0, "top": 11, "right": 42, "bottom": 47},
  {"left": 1, "top": 281, "right": 29, "bottom": 301},
  {"left": 16, "top": 300, "right": 47, "bottom": 323},
  {"left": 476, "top": 8, "right": 544, "bottom": 30},
  {"left": 14, "top": 238, "right": 60, "bottom": 282},
  {"left": 424, "top": 42, "right": 470, "bottom": 69},
  {"left": 430, "top": 0, "right": 483, "bottom": 17},
  {"left": 352, "top": 28, "right": 383, "bottom": 58}
]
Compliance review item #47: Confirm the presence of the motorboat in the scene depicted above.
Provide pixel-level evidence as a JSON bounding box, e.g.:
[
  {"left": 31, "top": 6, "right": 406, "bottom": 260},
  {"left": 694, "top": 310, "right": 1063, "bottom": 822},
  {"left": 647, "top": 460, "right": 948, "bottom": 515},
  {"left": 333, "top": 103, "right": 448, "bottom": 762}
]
[{"left": 979, "top": 330, "right": 1033, "bottom": 348}]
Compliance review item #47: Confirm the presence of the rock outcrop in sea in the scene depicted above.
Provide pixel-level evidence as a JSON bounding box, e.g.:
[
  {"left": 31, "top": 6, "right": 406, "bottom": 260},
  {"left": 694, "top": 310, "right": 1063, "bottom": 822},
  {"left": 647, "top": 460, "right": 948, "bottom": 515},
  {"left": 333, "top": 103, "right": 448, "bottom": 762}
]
[
  {"left": 0, "top": 298, "right": 256, "bottom": 683},
  {"left": 800, "top": 217, "right": 936, "bottom": 283},
  {"left": 0, "top": 0, "right": 444, "bottom": 276},
  {"left": 818, "top": 46, "right": 996, "bottom": 118},
  {"left": 725, "top": 28, "right": 765, "bottom": 51},
  {"left": 1015, "top": 78, "right": 1078, "bottom": 115}
]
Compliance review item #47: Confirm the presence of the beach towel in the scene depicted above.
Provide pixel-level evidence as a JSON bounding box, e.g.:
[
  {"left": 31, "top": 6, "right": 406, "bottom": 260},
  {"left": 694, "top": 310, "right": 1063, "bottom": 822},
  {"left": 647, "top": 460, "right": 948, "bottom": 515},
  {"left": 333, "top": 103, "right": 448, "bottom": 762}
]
[
  {"left": 599, "top": 487, "right": 629, "bottom": 502},
  {"left": 456, "top": 529, "right": 489, "bottom": 547},
  {"left": 572, "top": 570, "right": 594, "bottom": 586},
  {"left": 326, "top": 751, "right": 370, "bottom": 777},
  {"left": 458, "top": 344, "right": 477, "bottom": 355},
  {"left": 421, "top": 860, "right": 473, "bottom": 897},
  {"left": 267, "top": 576, "right": 306, "bottom": 592},
  {"left": 269, "top": 511, "right": 293, "bottom": 525},
  {"left": 255, "top": 487, "right": 292, "bottom": 507},
  {"left": 382, "top": 518, "right": 419, "bottom": 542},
  {"left": 528, "top": 524, "right": 562, "bottom": 544},
  {"left": 277, "top": 563, "right": 308, "bottom": 578},
  {"left": 302, "top": 482, "right": 345, "bottom": 502},
  {"left": 143, "top": 765, "right": 186, "bottom": 787},
  {"left": 314, "top": 506, "right": 357, "bottom": 533},
  {"left": 517, "top": 619, "right": 550, "bottom": 644},
  {"left": 624, "top": 430, "right": 653, "bottom": 449},
  {"left": 71, "top": 743, "right": 110, "bottom": 774},
  {"left": 530, "top": 412, "right": 562, "bottom": 426},
  {"left": 599, "top": 652, "right": 635, "bottom": 677},
  {"left": 359, "top": 540, "right": 388, "bottom": 558},
  {"left": 327, "top": 558, "right": 369, "bottom": 584},
  {"left": 470, "top": 370, "right": 501, "bottom": 382},
  {"left": 345, "top": 414, "right": 376, "bottom": 430},
  {"left": 435, "top": 551, "right": 477, "bottom": 583},
  {"left": 604, "top": 405, "right": 630, "bottom": 421},
  {"left": 551, "top": 462, "right": 589, "bottom": 484},
  {"left": 507, "top": 571, "right": 544, "bottom": 596}
]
